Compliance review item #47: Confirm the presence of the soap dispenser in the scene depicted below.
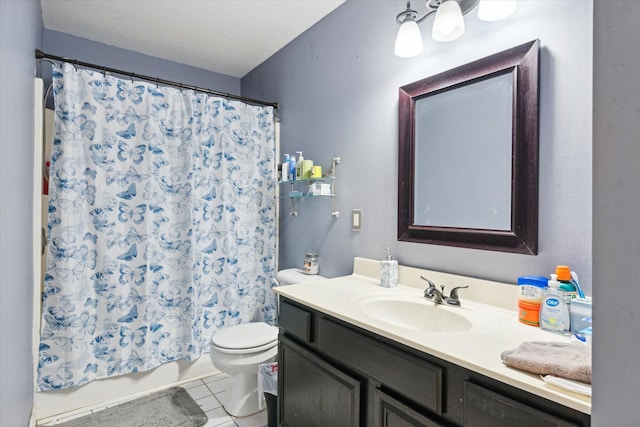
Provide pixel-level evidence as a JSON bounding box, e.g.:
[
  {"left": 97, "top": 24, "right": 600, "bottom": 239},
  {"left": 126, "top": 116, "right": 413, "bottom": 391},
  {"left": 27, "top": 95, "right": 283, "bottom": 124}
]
[
  {"left": 295, "top": 151, "right": 304, "bottom": 180},
  {"left": 380, "top": 248, "right": 398, "bottom": 288},
  {"left": 539, "top": 274, "right": 570, "bottom": 334}
]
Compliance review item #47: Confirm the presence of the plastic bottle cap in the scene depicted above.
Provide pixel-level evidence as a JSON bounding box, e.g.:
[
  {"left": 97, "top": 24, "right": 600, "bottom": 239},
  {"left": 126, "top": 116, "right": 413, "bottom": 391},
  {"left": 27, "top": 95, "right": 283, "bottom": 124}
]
[
  {"left": 555, "top": 265, "right": 571, "bottom": 281},
  {"left": 517, "top": 276, "right": 548, "bottom": 288}
]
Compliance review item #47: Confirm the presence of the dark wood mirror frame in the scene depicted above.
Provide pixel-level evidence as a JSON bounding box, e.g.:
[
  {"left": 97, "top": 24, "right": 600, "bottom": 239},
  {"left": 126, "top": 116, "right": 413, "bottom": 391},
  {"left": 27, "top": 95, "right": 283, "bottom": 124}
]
[{"left": 398, "top": 40, "right": 540, "bottom": 254}]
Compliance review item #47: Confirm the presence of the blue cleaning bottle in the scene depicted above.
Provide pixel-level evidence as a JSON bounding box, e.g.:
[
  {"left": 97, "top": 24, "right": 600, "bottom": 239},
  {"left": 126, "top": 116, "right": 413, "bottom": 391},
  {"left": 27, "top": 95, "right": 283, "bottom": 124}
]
[{"left": 289, "top": 154, "right": 296, "bottom": 181}]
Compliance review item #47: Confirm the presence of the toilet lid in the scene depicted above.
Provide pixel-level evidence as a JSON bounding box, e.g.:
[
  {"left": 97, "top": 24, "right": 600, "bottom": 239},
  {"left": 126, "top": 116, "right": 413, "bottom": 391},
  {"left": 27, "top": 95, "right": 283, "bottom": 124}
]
[{"left": 211, "top": 322, "right": 278, "bottom": 350}]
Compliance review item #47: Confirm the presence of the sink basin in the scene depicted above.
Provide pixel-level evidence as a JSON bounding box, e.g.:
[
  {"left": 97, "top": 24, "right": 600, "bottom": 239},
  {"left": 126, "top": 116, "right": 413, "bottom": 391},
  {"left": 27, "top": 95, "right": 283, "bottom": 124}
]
[{"left": 357, "top": 297, "right": 472, "bottom": 333}]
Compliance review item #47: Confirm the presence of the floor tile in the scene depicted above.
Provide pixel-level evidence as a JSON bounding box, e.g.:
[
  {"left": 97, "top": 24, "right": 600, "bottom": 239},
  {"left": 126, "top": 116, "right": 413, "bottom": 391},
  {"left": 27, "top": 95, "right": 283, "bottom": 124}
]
[
  {"left": 39, "top": 373, "right": 240, "bottom": 426},
  {"left": 204, "top": 406, "right": 235, "bottom": 426},
  {"left": 187, "top": 383, "right": 215, "bottom": 401},
  {"left": 233, "top": 409, "right": 268, "bottom": 427},
  {"left": 196, "top": 394, "right": 222, "bottom": 412},
  {"left": 206, "top": 376, "right": 229, "bottom": 394}
]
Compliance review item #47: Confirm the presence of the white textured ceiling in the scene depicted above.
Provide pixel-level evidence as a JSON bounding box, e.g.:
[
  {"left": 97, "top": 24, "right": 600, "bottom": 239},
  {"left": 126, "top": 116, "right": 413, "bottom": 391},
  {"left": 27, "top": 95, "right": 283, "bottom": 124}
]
[{"left": 40, "top": 0, "right": 346, "bottom": 78}]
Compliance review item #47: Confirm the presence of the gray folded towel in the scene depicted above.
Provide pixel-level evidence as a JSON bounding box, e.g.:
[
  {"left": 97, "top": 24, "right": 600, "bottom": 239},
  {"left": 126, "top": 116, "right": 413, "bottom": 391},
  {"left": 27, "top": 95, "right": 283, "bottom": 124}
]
[{"left": 501, "top": 341, "right": 592, "bottom": 384}]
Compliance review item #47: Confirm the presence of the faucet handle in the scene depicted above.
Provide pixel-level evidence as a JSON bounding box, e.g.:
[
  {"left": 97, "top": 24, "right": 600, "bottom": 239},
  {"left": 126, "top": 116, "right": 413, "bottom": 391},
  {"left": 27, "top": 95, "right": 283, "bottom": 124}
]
[
  {"left": 420, "top": 276, "right": 436, "bottom": 290},
  {"left": 445, "top": 285, "right": 469, "bottom": 306}
]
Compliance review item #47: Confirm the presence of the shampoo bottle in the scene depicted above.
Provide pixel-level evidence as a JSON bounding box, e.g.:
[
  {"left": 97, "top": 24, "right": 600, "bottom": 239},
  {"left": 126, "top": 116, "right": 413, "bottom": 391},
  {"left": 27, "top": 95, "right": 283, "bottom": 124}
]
[
  {"left": 380, "top": 248, "right": 398, "bottom": 288},
  {"left": 539, "top": 274, "right": 570, "bottom": 334},
  {"left": 281, "top": 154, "right": 290, "bottom": 182},
  {"left": 295, "top": 151, "right": 304, "bottom": 180}
]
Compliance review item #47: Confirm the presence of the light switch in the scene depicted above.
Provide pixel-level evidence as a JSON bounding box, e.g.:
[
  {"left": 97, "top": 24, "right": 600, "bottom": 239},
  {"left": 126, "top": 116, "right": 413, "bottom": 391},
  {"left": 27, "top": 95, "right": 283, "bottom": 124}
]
[{"left": 352, "top": 209, "right": 362, "bottom": 231}]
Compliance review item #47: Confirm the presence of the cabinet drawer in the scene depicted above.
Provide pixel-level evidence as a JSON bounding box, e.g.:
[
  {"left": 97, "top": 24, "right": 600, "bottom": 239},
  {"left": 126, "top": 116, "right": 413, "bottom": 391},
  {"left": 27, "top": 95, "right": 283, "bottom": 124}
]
[
  {"left": 279, "top": 299, "right": 312, "bottom": 343},
  {"left": 319, "top": 317, "right": 443, "bottom": 415},
  {"left": 464, "top": 381, "right": 579, "bottom": 427}
]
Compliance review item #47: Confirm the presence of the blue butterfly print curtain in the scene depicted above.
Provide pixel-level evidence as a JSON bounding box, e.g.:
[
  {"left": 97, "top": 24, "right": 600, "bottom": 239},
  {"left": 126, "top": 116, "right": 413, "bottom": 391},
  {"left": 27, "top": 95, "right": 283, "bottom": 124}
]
[{"left": 37, "top": 63, "right": 277, "bottom": 391}]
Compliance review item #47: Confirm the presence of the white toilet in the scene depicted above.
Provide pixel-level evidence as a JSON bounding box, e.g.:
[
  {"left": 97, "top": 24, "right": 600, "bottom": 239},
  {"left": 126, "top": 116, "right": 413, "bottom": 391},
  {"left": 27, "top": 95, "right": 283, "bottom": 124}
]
[{"left": 209, "top": 268, "right": 326, "bottom": 417}]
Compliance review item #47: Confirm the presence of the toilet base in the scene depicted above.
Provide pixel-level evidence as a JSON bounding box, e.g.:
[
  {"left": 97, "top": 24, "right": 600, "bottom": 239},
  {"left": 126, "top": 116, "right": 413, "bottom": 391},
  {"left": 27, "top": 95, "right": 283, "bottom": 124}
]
[{"left": 221, "top": 372, "right": 262, "bottom": 417}]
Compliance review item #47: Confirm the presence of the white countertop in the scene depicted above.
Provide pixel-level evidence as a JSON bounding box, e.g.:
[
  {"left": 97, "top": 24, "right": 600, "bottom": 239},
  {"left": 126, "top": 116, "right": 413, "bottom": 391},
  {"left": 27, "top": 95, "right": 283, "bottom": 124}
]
[{"left": 274, "top": 258, "right": 591, "bottom": 415}]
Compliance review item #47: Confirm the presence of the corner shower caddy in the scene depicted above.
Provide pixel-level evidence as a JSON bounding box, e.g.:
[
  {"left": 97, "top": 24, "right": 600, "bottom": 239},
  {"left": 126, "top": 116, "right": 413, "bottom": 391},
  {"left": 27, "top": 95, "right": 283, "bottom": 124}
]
[{"left": 279, "top": 156, "right": 340, "bottom": 218}]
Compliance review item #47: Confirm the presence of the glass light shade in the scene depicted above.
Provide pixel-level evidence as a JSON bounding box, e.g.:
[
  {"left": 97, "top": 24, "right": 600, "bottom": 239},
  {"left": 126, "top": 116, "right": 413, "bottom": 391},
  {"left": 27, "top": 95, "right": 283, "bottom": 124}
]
[
  {"left": 477, "top": 0, "right": 517, "bottom": 21},
  {"left": 394, "top": 19, "right": 423, "bottom": 58},
  {"left": 432, "top": 1, "right": 465, "bottom": 42}
]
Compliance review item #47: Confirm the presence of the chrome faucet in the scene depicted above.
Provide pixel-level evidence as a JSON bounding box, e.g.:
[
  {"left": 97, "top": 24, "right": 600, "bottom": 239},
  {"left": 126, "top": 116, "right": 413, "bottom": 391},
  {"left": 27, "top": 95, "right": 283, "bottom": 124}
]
[
  {"left": 421, "top": 276, "right": 469, "bottom": 306},
  {"left": 422, "top": 277, "right": 445, "bottom": 304}
]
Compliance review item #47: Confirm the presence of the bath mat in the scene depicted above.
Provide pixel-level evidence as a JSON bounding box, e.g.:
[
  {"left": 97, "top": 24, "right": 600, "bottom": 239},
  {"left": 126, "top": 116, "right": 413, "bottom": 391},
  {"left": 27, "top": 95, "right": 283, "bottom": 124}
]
[{"left": 56, "top": 386, "right": 208, "bottom": 427}]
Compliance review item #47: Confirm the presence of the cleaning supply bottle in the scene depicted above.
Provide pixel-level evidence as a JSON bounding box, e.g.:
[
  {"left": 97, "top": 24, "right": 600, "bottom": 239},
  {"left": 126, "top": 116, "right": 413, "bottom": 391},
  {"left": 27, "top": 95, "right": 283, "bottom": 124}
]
[
  {"left": 281, "top": 154, "right": 290, "bottom": 182},
  {"left": 555, "top": 265, "right": 578, "bottom": 300},
  {"left": 295, "top": 151, "right": 304, "bottom": 180},
  {"left": 539, "top": 274, "right": 570, "bottom": 334},
  {"left": 380, "top": 248, "right": 398, "bottom": 288},
  {"left": 289, "top": 154, "right": 296, "bottom": 181}
]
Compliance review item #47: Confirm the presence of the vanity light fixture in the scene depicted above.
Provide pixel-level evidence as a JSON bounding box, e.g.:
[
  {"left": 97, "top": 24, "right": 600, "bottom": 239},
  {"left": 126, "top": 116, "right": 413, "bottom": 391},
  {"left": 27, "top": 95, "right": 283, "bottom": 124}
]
[{"left": 394, "top": 0, "right": 517, "bottom": 57}]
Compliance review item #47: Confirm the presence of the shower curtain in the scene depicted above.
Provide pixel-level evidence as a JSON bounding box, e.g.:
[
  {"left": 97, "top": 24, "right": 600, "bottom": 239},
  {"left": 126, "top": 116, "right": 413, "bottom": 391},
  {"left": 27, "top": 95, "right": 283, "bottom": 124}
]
[{"left": 37, "top": 63, "right": 277, "bottom": 391}]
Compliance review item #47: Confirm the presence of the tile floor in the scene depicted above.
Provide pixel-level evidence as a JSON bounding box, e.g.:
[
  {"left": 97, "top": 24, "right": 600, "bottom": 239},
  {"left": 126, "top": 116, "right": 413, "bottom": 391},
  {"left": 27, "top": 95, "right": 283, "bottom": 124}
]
[{"left": 183, "top": 373, "right": 269, "bottom": 427}]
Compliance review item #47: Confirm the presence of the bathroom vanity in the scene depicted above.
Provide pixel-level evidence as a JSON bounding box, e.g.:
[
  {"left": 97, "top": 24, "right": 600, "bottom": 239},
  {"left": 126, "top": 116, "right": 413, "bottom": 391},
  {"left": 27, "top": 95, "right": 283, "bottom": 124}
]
[{"left": 274, "top": 258, "right": 591, "bottom": 427}]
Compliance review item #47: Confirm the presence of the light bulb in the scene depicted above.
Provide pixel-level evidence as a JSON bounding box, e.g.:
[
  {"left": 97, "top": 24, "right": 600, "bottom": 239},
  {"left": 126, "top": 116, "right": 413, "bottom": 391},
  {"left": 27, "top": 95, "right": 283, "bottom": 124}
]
[
  {"left": 432, "top": 1, "right": 465, "bottom": 42},
  {"left": 395, "top": 18, "right": 423, "bottom": 57},
  {"left": 478, "top": 0, "right": 517, "bottom": 22}
]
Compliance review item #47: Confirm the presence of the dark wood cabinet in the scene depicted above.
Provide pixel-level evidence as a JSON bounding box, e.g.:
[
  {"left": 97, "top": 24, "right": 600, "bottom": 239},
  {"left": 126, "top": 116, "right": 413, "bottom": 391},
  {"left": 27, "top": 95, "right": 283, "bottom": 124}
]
[
  {"left": 374, "top": 389, "right": 444, "bottom": 427},
  {"left": 463, "top": 381, "right": 579, "bottom": 427},
  {"left": 277, "top": 297, "right": 590, "bottom": 427},
  {"left": 278, "top": 335, "right": 361, "bottom": 427}
]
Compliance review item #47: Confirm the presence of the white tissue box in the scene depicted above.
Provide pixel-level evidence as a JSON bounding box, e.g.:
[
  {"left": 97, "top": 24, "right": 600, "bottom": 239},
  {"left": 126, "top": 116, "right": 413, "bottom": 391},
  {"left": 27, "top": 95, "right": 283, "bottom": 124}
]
[{"left": 309, "top": 182, "right": 331, "bottom": 196}]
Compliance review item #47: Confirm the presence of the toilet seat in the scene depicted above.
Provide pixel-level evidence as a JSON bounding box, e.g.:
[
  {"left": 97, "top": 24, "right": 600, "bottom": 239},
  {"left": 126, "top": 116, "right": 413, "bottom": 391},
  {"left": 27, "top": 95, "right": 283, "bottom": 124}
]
[{"left": 211, "top": 322, "right": 278, "bottom": 355}]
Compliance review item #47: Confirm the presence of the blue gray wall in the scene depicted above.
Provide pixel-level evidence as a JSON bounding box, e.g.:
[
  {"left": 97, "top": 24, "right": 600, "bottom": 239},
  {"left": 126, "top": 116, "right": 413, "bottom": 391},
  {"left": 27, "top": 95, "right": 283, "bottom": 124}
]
[
  {"left": 0, "top": 1, "right": 42, "bottom": 425},
  {"left": 243, "top": 1, "right": 594, "bottom": 293},
  {"left": 42, "top": 29, "right": 241, "bottom": 106},
  {"left": 593, "top": 1, "right": 640, "bottom": 424}
]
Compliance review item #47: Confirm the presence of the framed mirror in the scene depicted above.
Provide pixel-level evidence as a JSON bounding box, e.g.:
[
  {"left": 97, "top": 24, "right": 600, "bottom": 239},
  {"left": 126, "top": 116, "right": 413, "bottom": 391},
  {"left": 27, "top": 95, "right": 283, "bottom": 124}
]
[{"left": 398, "top": 40, "right": 539, "bottom": 254}]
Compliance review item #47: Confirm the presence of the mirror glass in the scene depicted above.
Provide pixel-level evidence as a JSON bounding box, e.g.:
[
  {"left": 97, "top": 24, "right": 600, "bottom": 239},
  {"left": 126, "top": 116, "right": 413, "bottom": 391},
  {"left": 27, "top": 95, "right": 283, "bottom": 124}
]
[
  {"left": 398, "top": 40, "right": 539, "bottom": 254},
  {"left": 414, "top": 72, "right": 513, "bottom": 230}
]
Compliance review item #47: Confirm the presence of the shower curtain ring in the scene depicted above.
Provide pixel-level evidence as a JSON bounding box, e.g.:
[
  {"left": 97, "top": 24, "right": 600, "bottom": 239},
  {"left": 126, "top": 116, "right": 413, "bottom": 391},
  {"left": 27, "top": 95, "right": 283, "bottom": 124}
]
[{"left": 39, "top": 58, "right": 58, "bottom": 68}]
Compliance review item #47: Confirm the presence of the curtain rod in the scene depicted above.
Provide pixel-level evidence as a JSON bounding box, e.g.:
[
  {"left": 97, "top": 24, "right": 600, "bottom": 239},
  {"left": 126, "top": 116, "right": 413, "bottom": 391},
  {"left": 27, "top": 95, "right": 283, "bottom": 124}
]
[{"left": 35, "top": 49, "right": 278, "bottom": 109}]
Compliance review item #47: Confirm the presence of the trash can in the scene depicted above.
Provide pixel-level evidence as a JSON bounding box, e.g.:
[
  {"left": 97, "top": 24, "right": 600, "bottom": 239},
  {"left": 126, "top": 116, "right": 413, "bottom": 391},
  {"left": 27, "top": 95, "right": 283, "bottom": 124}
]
[
  {"left": 264, "top": 391, "right": 277, "bottom": 427},
  {"left": 258, "top": 362, "right": 278, "bottom": 427}
]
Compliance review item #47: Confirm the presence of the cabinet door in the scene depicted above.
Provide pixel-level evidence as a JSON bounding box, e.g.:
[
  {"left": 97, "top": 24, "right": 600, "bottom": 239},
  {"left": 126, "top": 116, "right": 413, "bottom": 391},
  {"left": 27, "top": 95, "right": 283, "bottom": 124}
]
[
  {"left": 279, "top": 336, "right": 361, "bottom": 427},
  {"left": 464, "top": 381, "right": 579, "bottom": 427},
  {"left": 375, "top": 389, "right": 445, "bottom": 427}
]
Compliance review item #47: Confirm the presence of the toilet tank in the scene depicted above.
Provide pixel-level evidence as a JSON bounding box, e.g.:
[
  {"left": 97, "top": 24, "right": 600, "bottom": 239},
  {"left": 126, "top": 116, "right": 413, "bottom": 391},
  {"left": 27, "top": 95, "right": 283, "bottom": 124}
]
[{"left": 276, "top": 268, "right": 326, "bottom": 286}]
